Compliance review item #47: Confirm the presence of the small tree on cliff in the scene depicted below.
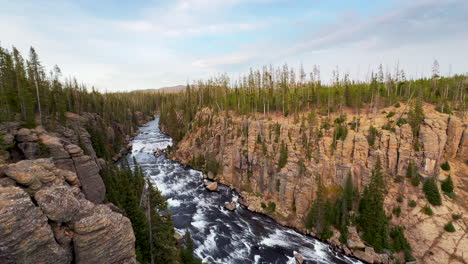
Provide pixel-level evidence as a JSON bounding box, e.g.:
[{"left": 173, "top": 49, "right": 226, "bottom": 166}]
[
  {"left": 358, "top": 159, "right": 389, "bottom": 251},
  {"left": 305, "top": 174, "right": 333, "bottom": 239},
  {"left": 408, "top": 100, "right": 424, "bottom": 151},
  {"left": 423, "top": 178, "right": 442, "bottom": 206},
  {"left": 277, "top": 140, "right": 288, "bottom": 170}
]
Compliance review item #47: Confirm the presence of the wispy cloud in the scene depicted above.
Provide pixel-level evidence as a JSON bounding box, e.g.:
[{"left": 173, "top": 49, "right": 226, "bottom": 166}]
[{"left": 0, "top": 0, "right": 466, "bottom": 91}]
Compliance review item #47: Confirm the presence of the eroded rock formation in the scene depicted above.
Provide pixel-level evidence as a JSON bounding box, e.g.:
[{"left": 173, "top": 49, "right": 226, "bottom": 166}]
[
  {"left": 0, "top": 159, "right": 137, "bottom": 264},
  {"left": 169, "top": 104, "right": 467, "bottom": 264}
]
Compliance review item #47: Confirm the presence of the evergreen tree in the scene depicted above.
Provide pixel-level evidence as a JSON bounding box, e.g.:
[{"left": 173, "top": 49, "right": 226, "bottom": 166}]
[
  {"left": 358, "top": 159, "right": 389, "bottom": 251},
  {"left": 441, "top": 175, "right": 454, "bottom": 194},
  {"left": 423, "top": 178, "right": 442, "bottom": 206}
]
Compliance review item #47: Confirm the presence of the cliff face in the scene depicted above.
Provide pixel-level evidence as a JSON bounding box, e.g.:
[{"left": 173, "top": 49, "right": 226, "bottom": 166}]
[
  {"left": 0, "top": 112, "right": 147, "bottom": 264},
  {"left": 169, "top": 104, "right": 467, "bottom": 264}
]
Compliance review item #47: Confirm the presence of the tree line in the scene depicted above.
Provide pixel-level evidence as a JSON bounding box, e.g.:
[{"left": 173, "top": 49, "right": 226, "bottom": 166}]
[{"left": 160, "top": 63, "right": 466, "bottom": 143}]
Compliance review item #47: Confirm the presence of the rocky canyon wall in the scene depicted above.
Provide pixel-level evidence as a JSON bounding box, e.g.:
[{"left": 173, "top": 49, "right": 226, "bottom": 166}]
[
  {"left": 169, "top": 103, "right": 467, "bottom": 264},
  {"left": 0, "top": 112, "right": 150, "bottom": 264}
]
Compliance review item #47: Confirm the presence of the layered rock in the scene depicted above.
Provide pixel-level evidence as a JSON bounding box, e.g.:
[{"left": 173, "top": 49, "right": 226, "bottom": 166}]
[
  {"left": 0, "top": 186, "right": 71, "bottom": 264},
  {"left": 0, "top": 158, "right": 137, "bottom": 264},
  {"left": 169, "top": 104, "right": 467, "bottom": 264}
]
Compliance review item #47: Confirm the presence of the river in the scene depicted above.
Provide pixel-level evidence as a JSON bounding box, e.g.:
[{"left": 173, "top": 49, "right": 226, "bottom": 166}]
[{"left": 126, "top": 117, "right": 361, "bottom": 264}]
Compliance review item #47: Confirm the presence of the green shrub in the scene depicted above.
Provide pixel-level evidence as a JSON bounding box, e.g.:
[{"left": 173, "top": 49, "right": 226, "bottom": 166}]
[
  {"left": 422, "top": 205, "right": 433, "bottom": 216},
  {"left": 267, "top": 202, "right": 276, "bottom": 212},
  {"left": 396, "top": 196, "right": 403, "bottom": 203},
  {"left": 205, "top": 154, "right": 220, "bottom": 175},
  {"left": 393, "top": 206, "right": 401, "bottom": 217},
  {"left": 411, "top": 174, "right": 420, "bottom": 186},
  {"left": 452, "top": 214, "right": 462, "bottom": 221},
  {"left": 440, "top": 161, "right": 450, "bottom": 171},
  {"left": 409, "top": 200, "right": 417, "bottom": 207},
  {"left": 446, "top": 192, "right": 456, "bottom": 199},
  {"left": 386, "top": 111, "right": 395, "bottom": 118},
  {"left": 394, "top": 102, "right": 401, "bottom": 108},
  {"left": 394, "top": 176, "right": 404, "bottom": 183},
  {"left": 444, "top": 222, "right": 455, "bottom": 232},
  {"left": 261, "top": 202, "right": 266, "bottom": 209},
  {"left": 441, "top": 175, "right": 454, "bottom": 194},
  {"left": 435, "top": 105, "right": 453, "bottom": 114},
  {"left": 277, "top": 140, "right": 288, "bottom": 170},
  {"left": 367, "top": 126, "right": 380, "bottom": 147},
  {"left": 423, "top": 178, "right": 442, "bottom": 206},
  {"left": 396, "top": 118, "right": 407, "bottom": 126},
  {"left": 390, "top": 226, "right": 414, "bottom": 261}
]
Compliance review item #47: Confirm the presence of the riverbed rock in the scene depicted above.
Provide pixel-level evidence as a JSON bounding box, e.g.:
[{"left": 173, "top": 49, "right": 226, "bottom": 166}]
[
  {"left": 204, "top": 181, "right": 218, "bottom": 191},
  {"left": 224, "top": 202, "right": 236, "bottom": 211},
  {"left": 294, "top": 251, "right": 304, "bottom": 264}
]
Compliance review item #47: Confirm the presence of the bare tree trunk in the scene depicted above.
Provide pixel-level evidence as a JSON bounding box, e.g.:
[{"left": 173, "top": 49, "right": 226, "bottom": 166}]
[{"left": 34, "top": 77, "right": 42, "bottom": 125}]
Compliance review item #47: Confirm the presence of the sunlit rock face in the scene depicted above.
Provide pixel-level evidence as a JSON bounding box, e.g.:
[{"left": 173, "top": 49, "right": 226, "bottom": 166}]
[{"left": 170, "top": 105, "right": 467, "bottom": 264}]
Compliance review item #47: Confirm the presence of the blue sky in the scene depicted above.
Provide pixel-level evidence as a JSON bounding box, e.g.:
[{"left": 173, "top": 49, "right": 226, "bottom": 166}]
[{"left": 1, "top": 0, "right": 467, "bottom": 91}]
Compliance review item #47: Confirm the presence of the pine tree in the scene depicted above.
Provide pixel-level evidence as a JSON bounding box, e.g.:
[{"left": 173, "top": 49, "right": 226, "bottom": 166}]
[
  {"left": 423, "top": 178, "right": 442, "bottom": 206},
  {"left": 358, "top": 159, "right": 389, "bottom": 251}
]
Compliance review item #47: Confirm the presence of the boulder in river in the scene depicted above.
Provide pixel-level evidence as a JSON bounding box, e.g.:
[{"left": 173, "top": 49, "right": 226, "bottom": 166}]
[
  {"left": 294, "top": 251, "right": 304, "bottom": 264},
  {"left": 204, "top": 181, "right": 218, "bottom": 191},
  {"left": 224, "top": 202, "right": 236, "bottom": 211}
]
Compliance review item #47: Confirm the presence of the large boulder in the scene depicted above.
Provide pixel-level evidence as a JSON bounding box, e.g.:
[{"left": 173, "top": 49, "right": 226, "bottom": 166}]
[
  {"left": 0, "top": 186, "right": 70, "bottom": 264},
  {"left": 72, "top": 155, "right": 105, "bottom": 204},
  {"left": 16, "top": 128, "right": 38, "bottom": 142},
  {"left": 73, "top": 203, "right": 136, "bottom": 264},
  {"left": 35, "top": 185, "right": 81, "bottom": 223},
  {"left": 17, "top": 142, "right": 40, "bottom": 159},
  {"left": 347, "top": 226, "right": 366, "bottom": 249},
  {"left": 204, "top": 181, "right": 218, "bottom": 191}
]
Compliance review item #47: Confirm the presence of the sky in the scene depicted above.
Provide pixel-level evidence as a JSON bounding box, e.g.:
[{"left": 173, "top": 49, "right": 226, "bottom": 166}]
[{"left": 1, "top": 0, "right": 467, "bottom": 92}]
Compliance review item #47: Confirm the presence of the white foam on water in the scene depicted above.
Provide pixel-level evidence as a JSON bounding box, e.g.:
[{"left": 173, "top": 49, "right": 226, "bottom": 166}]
[
  {"left": 254, "top": 255, "right": 261, "bottom": 264},
  {"left": 259, "top": 229, "right": 292, "bottom": 248},
  {"left": 167, "top": 198, "right": 181, "bottom": 208},
  {"left": 286, "top": 256, "right": 297, "bottom": 264},
  {"left": 194, "top": 227, "right": 218, "bottom": 257},
  {"left": 191, "top": 207, "right": 208, "bottom": 232}
]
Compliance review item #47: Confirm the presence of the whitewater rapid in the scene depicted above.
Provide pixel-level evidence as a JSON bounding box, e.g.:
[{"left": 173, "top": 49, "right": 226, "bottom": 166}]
[{"left": 126, "top": 117, "right": 361, "bottom": 264}]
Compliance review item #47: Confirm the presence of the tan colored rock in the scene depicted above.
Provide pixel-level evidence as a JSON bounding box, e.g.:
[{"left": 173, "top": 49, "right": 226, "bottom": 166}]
[
  {"left": 353, "top": 249, "right": 374, "bottom": 263},
  {"left": 72, "top": 155, "right": 105, "bottom": 203},
  {"left": 35, "top": 185, "right": 81, "bottom": 223},
  {"left": 445, "top": 116, "right": 463, "bottom": 158},
  {"left": 73, "top": 203, "right": 136, "bottom": 264},
  {"left": 294, "top": 251, "right": 304, "bottom": 264},
  {"left": 65, "top": 144, "right": 84, "bottom": 157},
  {"left": 0, "top": 186, "right": 70, "bottom": 264},
  {"left": 347, "top": 226, "right": 365, "bottom": 249},
  {"left": 205, "top": 181, "right": 218, "bottom": 191},
  {"left": 16, "top": 128, "right": 38, "bottom": 142},
  {"left": 458, "top": 127, "right": 468, "bottom": 158},
  {"left": 224, "top": 202, "right": 236, "bottom": 211}
]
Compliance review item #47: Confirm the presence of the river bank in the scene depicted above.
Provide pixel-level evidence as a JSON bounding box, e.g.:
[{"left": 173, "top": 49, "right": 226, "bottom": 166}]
[{"left": 129, "top": 116, "right": 361, "bottom": 264}]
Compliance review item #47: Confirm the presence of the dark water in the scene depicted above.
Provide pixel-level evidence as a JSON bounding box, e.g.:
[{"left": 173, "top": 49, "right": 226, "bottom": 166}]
[{"left": 126, "top": 117, "right": 361, "bottom": 264}]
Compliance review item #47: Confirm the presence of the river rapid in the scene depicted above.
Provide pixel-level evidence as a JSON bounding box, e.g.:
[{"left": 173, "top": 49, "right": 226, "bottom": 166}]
[{"left": 126, "top": 117, "right": 361, "bottom": 264}]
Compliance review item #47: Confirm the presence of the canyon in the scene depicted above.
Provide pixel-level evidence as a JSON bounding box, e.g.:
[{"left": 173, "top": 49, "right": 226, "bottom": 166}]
[
  {"left": 0, "top": 112, "right": 150, "bottom": 264},
  {"left": 167, "top": 103, "right": 467, "bottom": 264}
]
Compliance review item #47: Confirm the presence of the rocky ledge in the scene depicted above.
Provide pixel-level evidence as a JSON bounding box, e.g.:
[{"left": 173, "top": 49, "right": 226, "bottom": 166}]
[{"left": 0, "top": 158, "right": 137, "bottom": 264}]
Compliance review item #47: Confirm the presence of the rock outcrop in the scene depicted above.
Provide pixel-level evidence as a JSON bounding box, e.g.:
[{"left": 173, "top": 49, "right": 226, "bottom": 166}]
[
  {"left": 168, "top": 104, "right": 467, "bottom": 264},
  {"left": 0, "top": 186, "right": 71, "bottom": 264},
  {"left": 0, "top": 159, "right": 137, "bottom": 264}
]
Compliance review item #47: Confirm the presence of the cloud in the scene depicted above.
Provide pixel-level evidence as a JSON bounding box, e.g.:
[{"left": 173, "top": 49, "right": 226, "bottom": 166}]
[
  {"left": 1, "top": 0, "right": 466, "bottom": 91},
  {"left": 190, "top": 0, "right": 468, "bottom": 78}
]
